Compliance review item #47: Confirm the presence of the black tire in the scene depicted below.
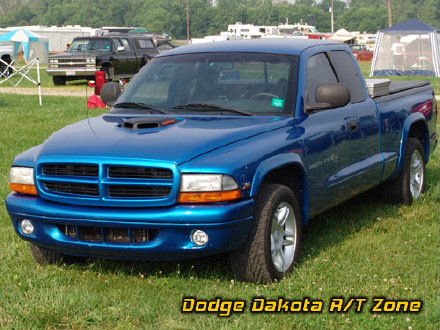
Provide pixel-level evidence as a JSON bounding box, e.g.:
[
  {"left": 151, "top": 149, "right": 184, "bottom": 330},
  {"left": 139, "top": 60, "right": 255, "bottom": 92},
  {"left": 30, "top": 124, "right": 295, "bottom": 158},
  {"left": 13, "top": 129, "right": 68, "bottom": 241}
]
[
  {"left": 381, "top": 138, "right": 426, "bottom": 205},
  {"left": 52, "top": 76, "right": 66, "bottom": 86},
  {"left": 0, "top": 61, "right": 12, "bottom": 78},
  {"left": 229, "top": 184, "right": 302, "bottom": 283},
  {"left": 30, "top": 243, "right": 85, "bottom": 265},
  {"left": 102, "top": 66, "right": 113, "bottom": 82}
]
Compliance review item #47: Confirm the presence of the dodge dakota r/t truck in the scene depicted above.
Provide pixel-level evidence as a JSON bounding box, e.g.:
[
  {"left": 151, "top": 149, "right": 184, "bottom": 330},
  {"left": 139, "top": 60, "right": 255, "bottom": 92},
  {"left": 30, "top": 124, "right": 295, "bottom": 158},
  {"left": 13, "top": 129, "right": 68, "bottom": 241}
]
[
  {"left": 47, "top": 34, "right": 158, "bottom": 85},
  {"left": 7, "top": 39, "right": 437, "bottom": 283}
]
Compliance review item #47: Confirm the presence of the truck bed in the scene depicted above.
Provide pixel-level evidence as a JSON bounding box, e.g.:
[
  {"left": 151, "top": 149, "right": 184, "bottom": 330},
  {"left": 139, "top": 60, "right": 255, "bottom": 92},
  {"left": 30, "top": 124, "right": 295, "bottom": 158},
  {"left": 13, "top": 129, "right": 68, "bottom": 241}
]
[{"left": 374, "top": 80, "right": 432, "bottom": 103}]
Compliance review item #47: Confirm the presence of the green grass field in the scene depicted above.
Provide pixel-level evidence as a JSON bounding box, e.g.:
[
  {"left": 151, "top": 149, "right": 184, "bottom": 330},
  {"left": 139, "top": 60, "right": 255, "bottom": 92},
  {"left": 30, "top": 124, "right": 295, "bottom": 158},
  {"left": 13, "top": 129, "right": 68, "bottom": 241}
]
[{"left": 0, "top": 88, "right": 439, "bottom": 328}]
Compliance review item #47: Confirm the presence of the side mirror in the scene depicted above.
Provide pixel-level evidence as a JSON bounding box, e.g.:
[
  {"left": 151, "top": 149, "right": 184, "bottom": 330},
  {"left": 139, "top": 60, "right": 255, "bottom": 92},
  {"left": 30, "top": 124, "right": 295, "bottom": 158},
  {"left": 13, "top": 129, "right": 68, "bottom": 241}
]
[
  {"left": 117, "top": 46, "right": 125, "bottom": 52},
  {"left": 100, "top": 82, "right": 122, "bottom": 106},
  {"left": 307, "top": 83, "right": 351, "bottom": 111}
]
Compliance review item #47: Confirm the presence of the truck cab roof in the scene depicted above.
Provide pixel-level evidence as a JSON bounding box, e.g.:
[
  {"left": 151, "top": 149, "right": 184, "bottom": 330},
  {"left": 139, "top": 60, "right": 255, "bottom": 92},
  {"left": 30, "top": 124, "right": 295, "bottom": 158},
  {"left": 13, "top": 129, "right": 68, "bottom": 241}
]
[{"left": 158, "top": 38, "right": 342, "bottom": 57}]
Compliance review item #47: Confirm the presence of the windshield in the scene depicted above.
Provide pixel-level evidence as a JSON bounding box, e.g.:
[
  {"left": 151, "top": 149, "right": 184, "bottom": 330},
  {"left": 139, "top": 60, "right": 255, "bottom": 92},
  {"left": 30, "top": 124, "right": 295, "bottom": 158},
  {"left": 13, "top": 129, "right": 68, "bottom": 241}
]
[
  {"left": 68, "top": 38, "right": 112, "bottom": 52},
  {"left": 116, "top": 52, "right": 297, "bottom": 115}
]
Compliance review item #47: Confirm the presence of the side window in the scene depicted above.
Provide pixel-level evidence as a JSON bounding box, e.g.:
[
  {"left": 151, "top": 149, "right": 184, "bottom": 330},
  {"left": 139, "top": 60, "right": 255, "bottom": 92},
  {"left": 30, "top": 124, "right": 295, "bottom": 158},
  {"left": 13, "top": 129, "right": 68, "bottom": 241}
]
[
  {"left": 120, "top": 39, "right": 132, "bottom": 52},
  {"left": 327, "top": 51, "right": 365, "bottom": 103},
  {"left": 306, "top": 53, "right": 337, "bottom": 104},
  {"left": 136, "top": 39, "right": 155, "bottom": 49},
  {"left": 113, "top": 38, "right": 122, "bottom": 50}
]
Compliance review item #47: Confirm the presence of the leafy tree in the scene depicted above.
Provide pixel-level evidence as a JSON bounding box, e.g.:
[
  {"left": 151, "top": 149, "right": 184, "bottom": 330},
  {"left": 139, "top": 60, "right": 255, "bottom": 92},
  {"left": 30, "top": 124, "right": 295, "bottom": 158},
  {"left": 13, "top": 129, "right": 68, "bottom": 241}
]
[
  {"left": 1, "top": 0, "right": 438, "bottom": 38},
  {"left": 337, "top": 6, "right": 388, "bottom": 33}
]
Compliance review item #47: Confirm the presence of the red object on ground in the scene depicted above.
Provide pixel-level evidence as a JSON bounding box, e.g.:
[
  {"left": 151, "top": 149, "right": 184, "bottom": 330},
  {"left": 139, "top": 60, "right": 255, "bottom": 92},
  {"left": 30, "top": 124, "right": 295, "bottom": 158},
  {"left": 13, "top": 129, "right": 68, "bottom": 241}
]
[
  {"left": 95, "top": 70, "right": 107, "bottom": 95},
  {"left": 87, "top": 94, "right": 107, "bottom": 108}
]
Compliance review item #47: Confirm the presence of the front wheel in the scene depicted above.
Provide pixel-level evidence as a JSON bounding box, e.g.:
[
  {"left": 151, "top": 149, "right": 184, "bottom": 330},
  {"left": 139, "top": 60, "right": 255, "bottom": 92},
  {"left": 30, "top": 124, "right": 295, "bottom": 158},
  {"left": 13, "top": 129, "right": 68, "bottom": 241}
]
[
  {"left": 52, "top": 76, "right": 66, "bottom": 86},
  {"left": 381, "top": 138, "right": 426, "bottom": 205},
  {"left": 229, "top": 184, "right": 302, "bottom": 283}
]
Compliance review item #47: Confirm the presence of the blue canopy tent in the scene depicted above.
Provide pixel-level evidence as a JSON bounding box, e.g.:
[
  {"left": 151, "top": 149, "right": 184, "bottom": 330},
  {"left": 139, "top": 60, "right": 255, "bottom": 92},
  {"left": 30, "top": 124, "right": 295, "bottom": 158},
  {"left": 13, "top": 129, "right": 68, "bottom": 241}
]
[
  {"left": 0, "top": 29, "right": 49, "bottom": 64},
  {"left": 371, "top": 19, "right": 440, "bottom": 77}
]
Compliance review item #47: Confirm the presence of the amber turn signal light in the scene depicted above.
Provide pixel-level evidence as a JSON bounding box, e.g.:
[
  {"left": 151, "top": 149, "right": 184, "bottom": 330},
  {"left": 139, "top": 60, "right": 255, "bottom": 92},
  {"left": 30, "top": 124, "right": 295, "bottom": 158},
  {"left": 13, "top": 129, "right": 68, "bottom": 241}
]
[
  {"left": 178, "top": 189, "right": 242, "bottom": 203},
  {"left": 9, "top": 183, "right": 38, "bottom": 196}
]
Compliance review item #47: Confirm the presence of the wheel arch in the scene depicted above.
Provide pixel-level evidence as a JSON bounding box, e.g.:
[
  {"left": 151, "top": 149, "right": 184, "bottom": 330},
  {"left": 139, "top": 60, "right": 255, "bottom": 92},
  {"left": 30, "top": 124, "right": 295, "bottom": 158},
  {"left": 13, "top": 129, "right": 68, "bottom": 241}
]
[
  {"left": 1, "top": 54, "right": 12, "bottom": 62},
  {"left": 250, "top": 154, "right": 309, "bottom": 225},
  {"left": 397, "top": 113, "right": 430, "bottom": 175}
]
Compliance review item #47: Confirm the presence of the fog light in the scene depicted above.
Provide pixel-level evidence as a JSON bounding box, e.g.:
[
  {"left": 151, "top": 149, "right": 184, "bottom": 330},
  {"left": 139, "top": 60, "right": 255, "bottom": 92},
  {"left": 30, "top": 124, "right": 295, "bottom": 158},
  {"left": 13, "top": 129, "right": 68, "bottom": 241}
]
[
  {"left": 191, "top": 230, "right": 208, "bottom": 246},
  {"left": 21, "top": 219, "right": 34, "bottom": 235}
]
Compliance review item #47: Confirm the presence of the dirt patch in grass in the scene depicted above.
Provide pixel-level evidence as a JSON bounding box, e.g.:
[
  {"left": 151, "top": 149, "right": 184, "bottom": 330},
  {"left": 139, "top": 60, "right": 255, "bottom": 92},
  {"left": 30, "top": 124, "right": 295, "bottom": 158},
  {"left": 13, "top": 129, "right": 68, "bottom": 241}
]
[{"left": 0, "top": 87, "right": 89, "bottom": 97}]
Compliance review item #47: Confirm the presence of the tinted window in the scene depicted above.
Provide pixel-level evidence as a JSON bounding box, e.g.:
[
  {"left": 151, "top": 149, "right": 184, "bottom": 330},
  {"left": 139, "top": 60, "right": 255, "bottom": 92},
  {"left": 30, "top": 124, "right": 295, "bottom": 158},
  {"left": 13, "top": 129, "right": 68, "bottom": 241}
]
[
  {"left": 113, "top": 38, "right": 122, "bottom": 49},
  {"left": 135, "top": 39, "right": 155, "bottom": 49},
  {"left": 328, "top": 51, "right": 365, "bottom": 103},
  {"left": 306, "top": 53, "right": 337, "bottom": 104},
  {"left": 120, "top": 39, "right": 132, "bottom": 51}
]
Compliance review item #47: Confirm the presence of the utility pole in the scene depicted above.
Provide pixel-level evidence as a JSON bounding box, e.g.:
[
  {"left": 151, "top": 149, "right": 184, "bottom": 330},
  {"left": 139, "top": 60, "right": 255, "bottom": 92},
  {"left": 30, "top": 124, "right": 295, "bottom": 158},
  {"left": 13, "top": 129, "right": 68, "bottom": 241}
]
[
  {"left": 330, "top": 0, "right": 334, "bottom": 33},
  {"left": 87, "top": 0, "right": 91, "bottom": 27},
  {"left": 387, "top": 0, "right": 392, "bottom": 27},
  {"left": 186, "top": 0, "right": 191, "bottom": 44}
]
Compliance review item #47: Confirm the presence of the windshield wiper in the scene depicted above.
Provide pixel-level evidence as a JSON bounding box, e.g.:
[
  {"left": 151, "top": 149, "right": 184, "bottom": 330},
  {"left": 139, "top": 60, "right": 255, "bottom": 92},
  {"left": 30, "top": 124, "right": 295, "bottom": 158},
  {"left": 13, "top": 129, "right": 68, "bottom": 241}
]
[
  {"left": 173, "top": 103, "right": 253, "bottom": 116},
  {"left": 113, "top": 102, "right": 171, "bottom": 114}
]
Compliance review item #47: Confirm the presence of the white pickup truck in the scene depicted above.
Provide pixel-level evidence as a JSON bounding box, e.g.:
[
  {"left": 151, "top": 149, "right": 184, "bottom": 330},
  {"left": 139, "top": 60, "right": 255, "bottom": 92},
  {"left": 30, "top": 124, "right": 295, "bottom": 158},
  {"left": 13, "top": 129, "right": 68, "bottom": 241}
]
[{"left": 0, "top": 44, "right": 14, "bottom": 77}]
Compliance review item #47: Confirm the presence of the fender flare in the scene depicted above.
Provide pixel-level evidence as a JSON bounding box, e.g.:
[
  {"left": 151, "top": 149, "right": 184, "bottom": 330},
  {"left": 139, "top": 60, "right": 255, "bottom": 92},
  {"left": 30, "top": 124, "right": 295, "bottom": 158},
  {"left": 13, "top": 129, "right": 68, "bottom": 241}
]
[
  {"left": 250, "top": 153, "right": 310, "bottom": 224},
  {"left": 396, "top": 112, "right": 429, "bottom": 175}
]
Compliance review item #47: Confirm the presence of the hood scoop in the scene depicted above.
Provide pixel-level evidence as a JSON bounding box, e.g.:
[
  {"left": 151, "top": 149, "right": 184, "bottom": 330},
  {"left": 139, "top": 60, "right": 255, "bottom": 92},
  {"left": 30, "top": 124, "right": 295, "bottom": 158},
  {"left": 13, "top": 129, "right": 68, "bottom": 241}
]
[{"left": 121, "top": 117, "right": 179, "bottom": 130}]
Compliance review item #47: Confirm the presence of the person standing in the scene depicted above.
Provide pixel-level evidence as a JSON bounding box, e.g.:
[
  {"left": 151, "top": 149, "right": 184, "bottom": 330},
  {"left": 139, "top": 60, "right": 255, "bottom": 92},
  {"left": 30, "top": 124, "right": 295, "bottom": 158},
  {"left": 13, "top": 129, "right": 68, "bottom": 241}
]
[{"left": 391, "top": 36, "right": 405, "bottom": 71}]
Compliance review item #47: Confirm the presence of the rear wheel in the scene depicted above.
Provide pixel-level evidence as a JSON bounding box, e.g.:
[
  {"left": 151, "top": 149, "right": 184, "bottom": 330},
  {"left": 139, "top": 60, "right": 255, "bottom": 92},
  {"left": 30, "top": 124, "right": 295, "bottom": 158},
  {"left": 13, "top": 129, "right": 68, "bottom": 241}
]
[
  {"left": 30, "top": 243, "right": 85, "bottom": 265},
  {"left": 381, "top": 138, "right": 426, "bottom": 205},
  {"left": 52, "top": 76, "right": 66, "bottom": 86},
  {"left": 229, "top": 184, "right": 302, "bottom": 283}
]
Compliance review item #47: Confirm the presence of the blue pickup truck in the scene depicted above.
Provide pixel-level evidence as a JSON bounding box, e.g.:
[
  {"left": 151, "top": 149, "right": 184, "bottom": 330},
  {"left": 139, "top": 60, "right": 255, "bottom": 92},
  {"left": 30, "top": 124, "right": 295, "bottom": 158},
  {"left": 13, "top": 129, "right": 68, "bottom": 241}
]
[{"left": 6, "top": 39, "right": 437, "bottom": 283}]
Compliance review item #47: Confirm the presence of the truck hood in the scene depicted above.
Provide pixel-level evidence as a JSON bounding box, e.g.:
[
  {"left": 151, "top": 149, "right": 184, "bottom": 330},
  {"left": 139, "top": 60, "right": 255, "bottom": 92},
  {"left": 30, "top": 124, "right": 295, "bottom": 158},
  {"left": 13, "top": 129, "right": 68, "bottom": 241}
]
[{"left": 37, "top": 114, "right": 292, "bottom": 164}]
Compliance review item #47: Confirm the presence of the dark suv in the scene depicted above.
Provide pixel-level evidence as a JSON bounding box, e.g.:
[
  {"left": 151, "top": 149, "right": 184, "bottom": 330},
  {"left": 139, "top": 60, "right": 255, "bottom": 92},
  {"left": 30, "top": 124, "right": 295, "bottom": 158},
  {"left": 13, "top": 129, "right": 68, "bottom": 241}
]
[{"left": 47, "top": 34, "right": 159, "bottom": 85}]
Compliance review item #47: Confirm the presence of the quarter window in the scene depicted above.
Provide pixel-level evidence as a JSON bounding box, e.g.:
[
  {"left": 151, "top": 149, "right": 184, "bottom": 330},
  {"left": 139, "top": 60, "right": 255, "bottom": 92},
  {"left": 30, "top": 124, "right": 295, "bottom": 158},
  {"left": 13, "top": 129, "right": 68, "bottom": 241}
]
[{"left": 327, "top": 51, "right": 365, "bottom": 103}]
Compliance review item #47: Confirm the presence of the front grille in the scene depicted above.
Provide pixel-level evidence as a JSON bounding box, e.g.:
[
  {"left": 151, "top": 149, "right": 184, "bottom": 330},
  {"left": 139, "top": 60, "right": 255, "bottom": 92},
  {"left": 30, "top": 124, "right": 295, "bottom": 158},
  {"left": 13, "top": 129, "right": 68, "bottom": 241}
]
[
  {"left": 108, "top": 185, "right": 171, "bottom": 198},
  {"left": 58, "top": 224, "right": 156, "bottom": 244},
  {"left": 57, "top": 58, "right": 85, "bottom": 63},
  {"left": 44, "top": 182, "right": 99, "bottom": 196},
  {"left": 38, "top": 162, "right": 176, "bottom": 206},
  {"left": 109, "top": 166, "right": 173, "bottom": 179},
  {"left": 43, "top": 164, "right": 98, "bottom": 177}
]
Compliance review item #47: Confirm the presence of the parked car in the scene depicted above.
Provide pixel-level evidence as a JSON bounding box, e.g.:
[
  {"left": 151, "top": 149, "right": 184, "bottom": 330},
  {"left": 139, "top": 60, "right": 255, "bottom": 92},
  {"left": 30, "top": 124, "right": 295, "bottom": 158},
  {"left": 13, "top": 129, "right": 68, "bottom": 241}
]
[
  {"left": 46, "top": 34, "right": 159, "bottom": 85},
  {"left": 349, "top": 44, "right": 374, "bottom": 61},
  {"left": 7, "top": 39, "right": 437, "bottom": 283}
]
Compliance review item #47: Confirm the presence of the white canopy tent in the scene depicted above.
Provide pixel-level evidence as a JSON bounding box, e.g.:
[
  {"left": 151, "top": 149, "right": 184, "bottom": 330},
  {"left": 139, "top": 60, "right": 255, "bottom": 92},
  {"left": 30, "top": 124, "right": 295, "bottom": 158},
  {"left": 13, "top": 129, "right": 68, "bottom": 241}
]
[
  {"left": 0, "top": 29, "right": 47, "bottom": 105},
  {"left": 0, "top": 29, "right": 49, "bottom": 64},
  {"left": 371, "top": 19, "right": 440, "bottom": 77}
]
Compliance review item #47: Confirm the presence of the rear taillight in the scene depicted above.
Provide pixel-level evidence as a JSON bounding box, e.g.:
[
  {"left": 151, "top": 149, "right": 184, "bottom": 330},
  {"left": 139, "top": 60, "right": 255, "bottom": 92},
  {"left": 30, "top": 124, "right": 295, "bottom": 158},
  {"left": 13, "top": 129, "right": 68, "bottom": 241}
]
[{"left": 411, "top": 99, "right": 434, "bottom": 118}]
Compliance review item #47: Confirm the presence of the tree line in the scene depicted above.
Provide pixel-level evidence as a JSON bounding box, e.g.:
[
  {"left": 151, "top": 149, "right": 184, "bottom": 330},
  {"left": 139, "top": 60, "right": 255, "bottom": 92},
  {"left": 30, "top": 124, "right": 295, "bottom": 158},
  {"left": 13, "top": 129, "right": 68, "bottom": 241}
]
[{"left": 0, "top": 0, "right": 439, "bottom": 39}]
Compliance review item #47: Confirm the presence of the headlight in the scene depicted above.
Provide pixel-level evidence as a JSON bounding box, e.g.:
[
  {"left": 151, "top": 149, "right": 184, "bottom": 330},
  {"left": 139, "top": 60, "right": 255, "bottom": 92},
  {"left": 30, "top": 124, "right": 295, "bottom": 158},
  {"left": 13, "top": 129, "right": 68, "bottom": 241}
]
[
  {"left": 9, "top": 167, "right": 38, "bottom": 195},
  {"left": 178, "top": 174, "right": 241, "bottom": 203},
  {"left": 49, "top": 59, "right": 58, "bottom": 63},
  {"left": 86, "top": 58, "right": 95, "bottom": 63}
]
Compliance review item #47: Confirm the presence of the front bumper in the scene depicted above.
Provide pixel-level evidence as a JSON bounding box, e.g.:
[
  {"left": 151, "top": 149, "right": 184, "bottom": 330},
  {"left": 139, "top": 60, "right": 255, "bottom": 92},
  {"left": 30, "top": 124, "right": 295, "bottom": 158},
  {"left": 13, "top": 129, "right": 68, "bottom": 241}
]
[
  {"left": 6, "top": 193, "right": 254, "bottom": 260},
  {"left": 46, "top": 67, "right": 97, "bottom": 76}
]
